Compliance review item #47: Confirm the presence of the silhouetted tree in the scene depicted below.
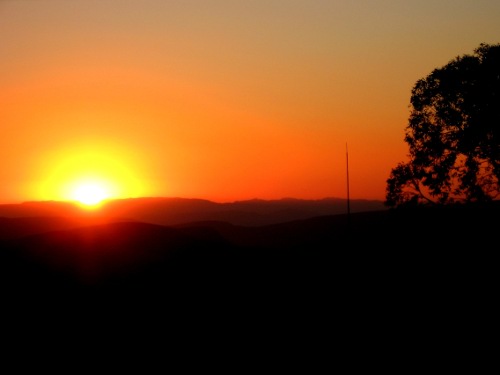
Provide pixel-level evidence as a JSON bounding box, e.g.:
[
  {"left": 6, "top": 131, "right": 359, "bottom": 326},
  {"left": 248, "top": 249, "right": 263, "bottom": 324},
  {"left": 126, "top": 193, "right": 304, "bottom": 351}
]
[{"left": 386, "top": 43, "right": 500, "bottom": 207}]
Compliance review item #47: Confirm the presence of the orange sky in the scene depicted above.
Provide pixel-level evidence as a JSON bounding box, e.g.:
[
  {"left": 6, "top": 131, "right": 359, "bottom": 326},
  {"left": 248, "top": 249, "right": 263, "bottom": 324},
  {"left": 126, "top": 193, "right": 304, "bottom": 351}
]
[{"left": 1, "top": 0, "right": 499, "bottom": 204}]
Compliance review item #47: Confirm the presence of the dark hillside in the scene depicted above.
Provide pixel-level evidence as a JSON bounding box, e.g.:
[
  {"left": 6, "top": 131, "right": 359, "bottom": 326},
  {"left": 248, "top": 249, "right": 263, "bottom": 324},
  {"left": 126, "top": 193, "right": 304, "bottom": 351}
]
[
  {"left": 0, "top": 202, "right": 496, "bottom": 345},
  {"left": 1, "top": 222, "right": 237, "bottom": 295}
]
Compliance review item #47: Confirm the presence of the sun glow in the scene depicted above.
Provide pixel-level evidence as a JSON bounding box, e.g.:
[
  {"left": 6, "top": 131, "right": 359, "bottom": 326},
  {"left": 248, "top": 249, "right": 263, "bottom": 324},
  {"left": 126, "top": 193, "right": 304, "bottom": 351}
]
[
  {"left": 36, "top": 144, "right": 147, "bottom": 205},
  {"left": 71, "top": 181, "right": 110, "bottom": 206}
]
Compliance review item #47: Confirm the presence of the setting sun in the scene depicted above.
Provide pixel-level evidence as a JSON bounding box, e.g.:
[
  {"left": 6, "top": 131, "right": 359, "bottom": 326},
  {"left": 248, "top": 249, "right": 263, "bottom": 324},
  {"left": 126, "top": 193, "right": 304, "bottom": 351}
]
[
  {"left": 71, "top": 182, "right": 110, "bottom": 206},
  {"left": 34, "top": 145, "right": 148, "bottom": 204}
]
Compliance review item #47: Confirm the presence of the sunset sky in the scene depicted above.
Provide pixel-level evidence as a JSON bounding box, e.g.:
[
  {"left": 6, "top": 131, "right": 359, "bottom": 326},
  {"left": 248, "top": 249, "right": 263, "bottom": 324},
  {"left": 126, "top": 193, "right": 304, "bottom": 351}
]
[{"left": 1, "top": 0, "right": 499, "bottom": 204}]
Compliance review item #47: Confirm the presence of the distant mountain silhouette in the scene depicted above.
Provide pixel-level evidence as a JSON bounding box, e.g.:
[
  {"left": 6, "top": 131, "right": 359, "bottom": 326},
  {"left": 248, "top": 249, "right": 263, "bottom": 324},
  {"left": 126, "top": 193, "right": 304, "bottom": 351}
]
[{"left": 0, "top": 196, "right": 385, "bottom": 226}]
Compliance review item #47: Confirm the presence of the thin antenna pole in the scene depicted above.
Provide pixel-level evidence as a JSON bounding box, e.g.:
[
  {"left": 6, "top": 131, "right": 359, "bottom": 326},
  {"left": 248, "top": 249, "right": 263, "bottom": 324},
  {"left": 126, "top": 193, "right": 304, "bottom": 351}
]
[{"left": 346, "top": 142, "right": 351, "bottom": 217}]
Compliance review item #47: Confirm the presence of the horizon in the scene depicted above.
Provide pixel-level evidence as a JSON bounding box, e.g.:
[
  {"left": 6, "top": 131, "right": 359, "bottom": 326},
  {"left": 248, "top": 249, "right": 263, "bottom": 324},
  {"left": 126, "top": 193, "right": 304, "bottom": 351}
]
[
  {"left": 1, "top": 1, "right": 499, "bottom": 204},
  {"left": 0, "top": 194, "right": 388, "bottom": 228},
  {"left": 2, "top": 194, "right": 384, "bottom": 207}
]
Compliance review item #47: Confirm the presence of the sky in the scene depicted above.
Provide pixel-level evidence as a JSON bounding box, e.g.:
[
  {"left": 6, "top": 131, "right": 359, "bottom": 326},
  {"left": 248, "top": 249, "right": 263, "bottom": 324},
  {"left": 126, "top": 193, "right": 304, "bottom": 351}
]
[{"left": 1, "top": 0, "right": 499, "bottom": 204}]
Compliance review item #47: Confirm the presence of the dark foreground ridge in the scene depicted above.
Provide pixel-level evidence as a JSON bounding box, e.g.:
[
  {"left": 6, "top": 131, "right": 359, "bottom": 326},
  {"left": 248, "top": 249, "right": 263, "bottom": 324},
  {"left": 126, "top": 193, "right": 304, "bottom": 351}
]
[{"left": 0, "top": 202, "right": 497, "bottom": 354}]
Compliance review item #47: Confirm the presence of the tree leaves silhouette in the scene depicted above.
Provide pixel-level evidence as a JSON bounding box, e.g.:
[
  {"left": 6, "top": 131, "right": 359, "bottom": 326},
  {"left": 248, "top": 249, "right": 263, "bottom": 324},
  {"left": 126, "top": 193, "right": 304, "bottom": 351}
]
[{"left": 386, "top": 43, "right": 500, "bottom": 207}]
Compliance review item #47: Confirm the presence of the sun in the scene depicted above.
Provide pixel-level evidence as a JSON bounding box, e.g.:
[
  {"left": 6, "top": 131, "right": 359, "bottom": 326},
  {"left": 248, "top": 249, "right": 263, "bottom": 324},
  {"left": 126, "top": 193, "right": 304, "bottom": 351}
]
[
  {"left": 36, "top": 145, "right": 148, "bottom": 205},
  {"left": 71, "top": 182, "right": 110, "bottom": 206}
]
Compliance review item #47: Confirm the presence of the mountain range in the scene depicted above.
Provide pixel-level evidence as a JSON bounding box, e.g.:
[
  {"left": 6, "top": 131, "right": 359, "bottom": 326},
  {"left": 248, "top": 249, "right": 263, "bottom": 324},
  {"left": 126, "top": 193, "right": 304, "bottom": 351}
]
[{"left": 0, "top": 196, "right": 385, "bottom": 227}]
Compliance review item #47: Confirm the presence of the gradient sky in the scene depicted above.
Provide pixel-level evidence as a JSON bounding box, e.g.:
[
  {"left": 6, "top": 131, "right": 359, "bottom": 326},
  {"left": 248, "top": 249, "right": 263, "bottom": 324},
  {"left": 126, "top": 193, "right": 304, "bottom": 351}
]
[{"left": 1, "top": 0, "right": 499, "bottom": 204}]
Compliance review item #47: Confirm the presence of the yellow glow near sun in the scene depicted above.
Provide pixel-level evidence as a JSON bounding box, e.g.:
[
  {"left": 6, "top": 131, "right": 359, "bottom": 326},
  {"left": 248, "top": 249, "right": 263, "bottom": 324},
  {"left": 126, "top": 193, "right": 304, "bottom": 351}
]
[{"left": 36, "top": 144, "right": 146, "bottom": 205}]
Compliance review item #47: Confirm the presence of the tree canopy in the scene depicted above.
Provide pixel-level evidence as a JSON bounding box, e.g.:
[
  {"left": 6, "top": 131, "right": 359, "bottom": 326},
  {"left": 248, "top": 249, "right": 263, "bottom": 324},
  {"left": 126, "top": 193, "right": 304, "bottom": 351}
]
[{"left": 386, "top": 43, "right": 500, "bottom": 207}]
